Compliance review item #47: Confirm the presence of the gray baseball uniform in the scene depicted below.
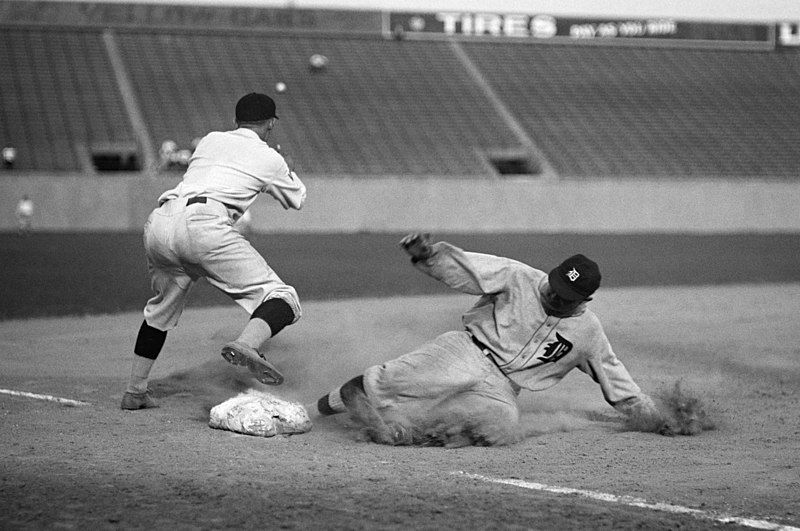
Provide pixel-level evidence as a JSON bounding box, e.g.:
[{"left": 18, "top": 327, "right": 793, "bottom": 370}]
[
  {"left": 143, "top": 127, "right": 306, "bottom": 330},
  {"left": 361, "top": 241, "right": 657, "bottom": 430}
]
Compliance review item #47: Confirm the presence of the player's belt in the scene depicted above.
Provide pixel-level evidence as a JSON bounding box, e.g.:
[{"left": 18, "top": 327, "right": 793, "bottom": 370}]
[
  {"left": 186, "top": 196, "right": 208, "bottom": 206},
  {"left": 469, "top": 332, "right": 518, "bottom": 390},
  {"left": 186, "top": 196, "right": 239, "bottom": 214},
  {"left": 470, "top": 333, "right": 494, "bottom": 356}
]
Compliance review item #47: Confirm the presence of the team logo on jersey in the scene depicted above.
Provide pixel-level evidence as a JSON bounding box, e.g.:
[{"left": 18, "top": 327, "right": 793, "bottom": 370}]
[
  {"left": 566, "top": 267, "right": 580, "bottom": 282},
  {"left": 537, "top": 333, "right": 573, "bottom": 364}
]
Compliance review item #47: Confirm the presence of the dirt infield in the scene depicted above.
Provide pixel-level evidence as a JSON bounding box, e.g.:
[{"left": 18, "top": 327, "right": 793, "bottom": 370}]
[{"left": 1, "top": 285, "right": 798, "bottom": 529}]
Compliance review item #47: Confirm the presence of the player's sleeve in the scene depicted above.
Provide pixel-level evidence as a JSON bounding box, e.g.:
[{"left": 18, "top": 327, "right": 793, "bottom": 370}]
[
  {"left": 261, "top": 154, "right": 307, "bottom": 210},
  {"left": 413, "top": 242, "right": 528, "bottom": 296},
  {"left": 578, "top": 325, "right": 659, "bottom": 418}
]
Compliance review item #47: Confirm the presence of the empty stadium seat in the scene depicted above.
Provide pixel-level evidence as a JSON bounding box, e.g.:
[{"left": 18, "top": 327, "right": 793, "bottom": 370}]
[
  {"left": 2, "top": 19, "right": 799, "bottom": 179},
  {"left": 113, "top": 30, "right": 519, "bottom": 176},
  {"left": 461, "top": 42, "right": 800, "bottom": 178},
  {"left": 0, "top": 28, "right": 135, "bottom": 171}
]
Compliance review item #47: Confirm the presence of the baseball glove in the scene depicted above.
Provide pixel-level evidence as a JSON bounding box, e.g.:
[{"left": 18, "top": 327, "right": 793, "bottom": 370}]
[{"left": 399, "top": 232, "right": 433, "bottom": 262}]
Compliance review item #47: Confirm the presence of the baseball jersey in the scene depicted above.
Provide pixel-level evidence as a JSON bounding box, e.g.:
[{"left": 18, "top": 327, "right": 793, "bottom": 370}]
[
  {"left": 157, "top": 128, "right": 306, "bottom": 216},
  {"left": 414, "top": 242, "right": 655, "bottom": 415}
]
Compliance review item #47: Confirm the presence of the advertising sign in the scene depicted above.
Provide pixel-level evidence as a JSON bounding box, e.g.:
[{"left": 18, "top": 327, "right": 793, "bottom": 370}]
[{"left": 385, "top": 12, "right": 773, "bottom": 49}]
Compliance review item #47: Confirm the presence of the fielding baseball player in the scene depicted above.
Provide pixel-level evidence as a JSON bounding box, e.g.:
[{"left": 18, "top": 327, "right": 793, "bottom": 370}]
[
  {"left": 122, "top": 93, "right": 306, "bottom": 410},
  {"left": 313, "top": 233, "right": 669, "bottom": 445}
]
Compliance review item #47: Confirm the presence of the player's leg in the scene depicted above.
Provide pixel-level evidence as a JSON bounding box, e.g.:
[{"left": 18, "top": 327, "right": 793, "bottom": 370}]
[
  {"left": 315, "top": 331, "right": 490, "bottom": 444},
  {"left": 193, "top": 216, "right": 301, "bottom": 384},
  {"left": 123, "top": 272, "right": 194, "bottom": 409},
  {"left": 123, "top": 222, "right": 194, "bottom": 410},
  {"left": 314, "top": 375, "right": 405, "bottom": 444},
  {"left": 378, "top": 333, "right": 521, "bottom": 446},
  {"left": 220, "top": 297, "right": 296, "bottom": 385},
  {"left": 122, "top": 320, "right": 166, "bottom": 410},
  {"left": 316, "top": 331, "right": 483, "bottom": 415},
  {"left": 422, "top": 371, "right": 522, "bottom": 447}
]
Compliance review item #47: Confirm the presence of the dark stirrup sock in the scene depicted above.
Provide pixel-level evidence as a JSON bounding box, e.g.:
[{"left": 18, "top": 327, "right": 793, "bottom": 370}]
[{"left": 134, "top": 320, "right": 167, "bottom": 360}]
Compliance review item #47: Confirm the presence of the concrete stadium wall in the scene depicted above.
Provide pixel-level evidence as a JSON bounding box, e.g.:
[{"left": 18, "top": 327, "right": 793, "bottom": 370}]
[{"left": 2, "top": 173, "right": 799, "bottom": 233}]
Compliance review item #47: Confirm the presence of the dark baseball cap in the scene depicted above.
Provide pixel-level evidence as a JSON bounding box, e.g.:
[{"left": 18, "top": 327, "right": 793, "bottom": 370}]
[
  {"left": 235, "top": 92, "right": 278, "bottom": 122},
  {"left": 548, "top": 254, "right": 601, "bottom": 301}
]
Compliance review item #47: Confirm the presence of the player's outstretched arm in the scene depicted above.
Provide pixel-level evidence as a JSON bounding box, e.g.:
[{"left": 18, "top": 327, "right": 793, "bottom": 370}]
[
  {"left": 262, "top": 170, "right": 306, "bottom": 210},
  {"left": 399, "top": 233, "right": 433, "bottom": 263}
]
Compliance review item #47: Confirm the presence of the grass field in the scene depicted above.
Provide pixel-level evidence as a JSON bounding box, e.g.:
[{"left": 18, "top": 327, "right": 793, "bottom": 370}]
[
  {"left": 1, "top": 232, "right": 799, "bottom": 529},
  {"left": 3, "top": 231, "right": 800, "bottom": 319}
]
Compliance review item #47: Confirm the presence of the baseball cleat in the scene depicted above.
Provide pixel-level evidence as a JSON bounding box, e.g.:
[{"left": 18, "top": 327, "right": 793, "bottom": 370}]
[
  {"left": 221, "top": 341, "right": 284, "bottom": 385},
  {"left": 121, "top": 390, "right": 158, "bottom": 410}
]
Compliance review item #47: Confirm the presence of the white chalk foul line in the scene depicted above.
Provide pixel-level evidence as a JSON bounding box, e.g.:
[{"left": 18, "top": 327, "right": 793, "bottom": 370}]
[
  {"left": 0, "top": 388, "right": 90, "bottom": 407},
  {"left": 455, "top": 472, "right": 799, "bottom": 531}
]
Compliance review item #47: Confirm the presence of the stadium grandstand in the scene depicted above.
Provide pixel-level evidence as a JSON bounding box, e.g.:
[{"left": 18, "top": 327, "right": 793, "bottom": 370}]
[{"left": 1, "top": 1, "right": 799, "bottom": 179}]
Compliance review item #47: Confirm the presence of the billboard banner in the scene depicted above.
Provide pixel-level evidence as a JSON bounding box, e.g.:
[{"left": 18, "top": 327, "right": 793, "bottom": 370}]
[
  {"left": 0, "top": 0, "right": 380, "bottom": 33},
  {"left": 385, "top": 12, "right": 773, "bottom": 48}
]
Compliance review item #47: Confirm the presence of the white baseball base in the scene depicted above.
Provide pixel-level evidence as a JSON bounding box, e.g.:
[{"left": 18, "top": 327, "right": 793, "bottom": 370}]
[{"left": 209, "top": 390, "right": 312, "bottom": 437}]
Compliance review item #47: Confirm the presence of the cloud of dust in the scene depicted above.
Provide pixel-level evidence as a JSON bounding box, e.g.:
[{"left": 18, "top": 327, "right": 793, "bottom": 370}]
[
  {"left": 519, "top": 410, "right": 596, "bottom": 437},
  {"left": 344, "top": 392, "right": 602, "bottom": 448},
  {"left": 150, "top": 360, "right": 256, "bottom": 413},
  {"left": 148, "top": 356, "right": 627, "bottom": 447},
  {"left": 624, "top": 380, "right": 716, "bottom": 436}
]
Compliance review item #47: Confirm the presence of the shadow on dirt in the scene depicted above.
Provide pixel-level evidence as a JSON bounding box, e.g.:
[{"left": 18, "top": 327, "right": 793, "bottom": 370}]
[{"left": 149, "top": 361, "right": 264, "bottom": 419}]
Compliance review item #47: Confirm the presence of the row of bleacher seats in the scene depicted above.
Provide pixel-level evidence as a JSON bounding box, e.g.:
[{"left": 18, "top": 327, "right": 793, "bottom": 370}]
[
  {"left": 462, "top": 42, "right": 800, "bottom": 177},
  {"left": 0, "top": 27, "right": 132, "bottom": 171},
  {"left": 113, "top": 30, "right": 517, "bottom": 176},
  {"left": 1, "top": 25, "right": 799, "bottom": 178}
]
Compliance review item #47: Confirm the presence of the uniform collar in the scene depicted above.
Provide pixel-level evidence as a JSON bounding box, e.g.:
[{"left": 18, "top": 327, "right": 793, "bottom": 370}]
[{"left": 232, "top": 127, "right": 263, "bottom": 141}]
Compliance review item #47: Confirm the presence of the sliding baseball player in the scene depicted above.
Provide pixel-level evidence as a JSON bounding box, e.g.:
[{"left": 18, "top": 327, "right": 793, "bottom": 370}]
[{"left": 313, "top": 233, "right": 670, "bottom": 445}]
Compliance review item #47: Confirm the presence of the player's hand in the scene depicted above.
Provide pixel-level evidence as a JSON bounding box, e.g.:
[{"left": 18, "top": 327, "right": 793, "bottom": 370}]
[
  {"left": 399, "top": 233, "right": 433, "bottom": 262},
  {"left": 262, "top": 183, "right": 290, "bottom": 209}
]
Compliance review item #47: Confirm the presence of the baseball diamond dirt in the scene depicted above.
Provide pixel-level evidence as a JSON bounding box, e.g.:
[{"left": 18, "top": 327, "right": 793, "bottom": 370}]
[{"left": 1, "top": 233, "right": 799, "bottom": 529}]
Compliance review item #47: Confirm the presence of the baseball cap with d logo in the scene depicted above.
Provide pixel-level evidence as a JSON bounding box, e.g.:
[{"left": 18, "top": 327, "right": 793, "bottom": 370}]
[{"left": 548, "top": 254, "right": 601, "bottom": 301}]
